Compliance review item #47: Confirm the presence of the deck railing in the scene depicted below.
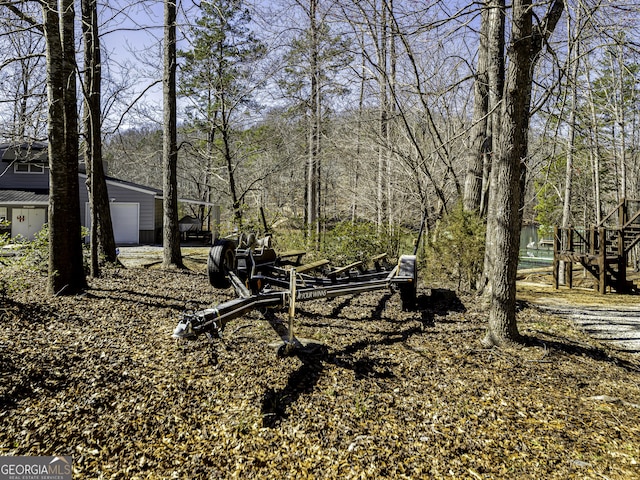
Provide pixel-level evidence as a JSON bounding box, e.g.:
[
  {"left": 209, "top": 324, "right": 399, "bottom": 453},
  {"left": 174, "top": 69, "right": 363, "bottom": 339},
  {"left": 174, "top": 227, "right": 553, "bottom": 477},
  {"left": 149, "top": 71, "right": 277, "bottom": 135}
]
[{"left": 553, "top": 199, "right": 640, "bottom": 293}]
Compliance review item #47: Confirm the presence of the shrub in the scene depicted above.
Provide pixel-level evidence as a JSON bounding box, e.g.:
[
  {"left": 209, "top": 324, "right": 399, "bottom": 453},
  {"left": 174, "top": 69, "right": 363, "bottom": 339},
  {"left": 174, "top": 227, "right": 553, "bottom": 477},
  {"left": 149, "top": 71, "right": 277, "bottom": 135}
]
[
  {"left": 0, "top": 225, "right": 91, "bottom": 298},
  {"left": 425, "top": 205, "right": 486, "bottom": 292},
  {"left": 320, "top": 220, "right": 383, "bottom": 265},
  {"left": 0, "top": 231, "right": 42, "bottom": 300}
]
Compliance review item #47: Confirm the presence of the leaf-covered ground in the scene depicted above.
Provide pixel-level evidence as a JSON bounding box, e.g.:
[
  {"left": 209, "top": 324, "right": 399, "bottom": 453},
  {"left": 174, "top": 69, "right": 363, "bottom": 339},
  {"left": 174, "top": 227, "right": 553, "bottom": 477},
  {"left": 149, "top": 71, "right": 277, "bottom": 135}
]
[{"left": 1, "top": 261, "right": 639, "bottom": 479}]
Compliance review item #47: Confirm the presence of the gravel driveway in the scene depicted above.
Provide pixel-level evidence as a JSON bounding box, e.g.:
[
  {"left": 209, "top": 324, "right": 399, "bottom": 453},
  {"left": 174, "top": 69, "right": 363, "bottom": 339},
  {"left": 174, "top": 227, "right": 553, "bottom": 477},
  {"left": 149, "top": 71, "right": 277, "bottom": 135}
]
[{"left": 536, "top": 304, "right": 640, "bottom": 352}]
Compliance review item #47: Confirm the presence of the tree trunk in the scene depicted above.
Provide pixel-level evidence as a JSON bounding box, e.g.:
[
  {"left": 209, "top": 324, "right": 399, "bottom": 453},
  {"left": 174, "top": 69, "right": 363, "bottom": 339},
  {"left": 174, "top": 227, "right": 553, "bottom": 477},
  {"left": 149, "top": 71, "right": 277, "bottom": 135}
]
[
  {"left": 614, "top": 44, "right": 627, "bottom": 200},
  {"left": 481, "top": 0, "right": 505, "bottom": 217},
  {"left": 43, "top": 0, "right": 87, "bottom": 295},
  {"left": 478, "top": 0, "right": 505, "bottom": 296},
  {"left": 352, "top": 35, "right": 367, "bottom": 223},
  {"left": 585, "top": 64, "right": 602, "bottom": 225},
  {"left": 387, "top": 0, "right": 396, "bottom": 229},
  {"left": 559, "top": 18, "right": 580, "bottom": 283},
  {"left": 306, "top": 0, "right": 321, "bottom": 248},
  {"left": 220, "top": 96, "right": 241, "bottom": 225},
  {"left": 162, "top": 0, "right": 183, "bottom": 269},
  {"left": 463, "top": 2, "right": 489, "bottom": 214},
  {"left": 482, "top": 0, "right": 564, "bottom": 347},
  {"left": 377, "top": 0, "right": 388, "bottom": 229},
  {"left": 82, "top": 0, "right": 117, "bottom": 278}
]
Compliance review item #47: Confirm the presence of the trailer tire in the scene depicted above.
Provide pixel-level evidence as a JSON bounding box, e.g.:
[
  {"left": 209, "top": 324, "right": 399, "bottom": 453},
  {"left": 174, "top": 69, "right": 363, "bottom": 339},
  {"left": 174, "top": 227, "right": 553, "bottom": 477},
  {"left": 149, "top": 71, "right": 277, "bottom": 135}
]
[
  {"left": 208, "top": 240, "right": 237, "bottom": 288},
  {"left": 398, "top": 254, "right": 417, "bottom": 311}
]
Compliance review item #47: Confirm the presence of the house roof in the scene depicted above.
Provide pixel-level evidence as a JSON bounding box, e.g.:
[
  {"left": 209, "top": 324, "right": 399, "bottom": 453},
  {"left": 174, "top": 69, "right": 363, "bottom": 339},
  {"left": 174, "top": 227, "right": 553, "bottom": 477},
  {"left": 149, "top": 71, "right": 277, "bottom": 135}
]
[
  {"left": 79, "top": 173, "right": 163, "bottom": 197},
  {"left": 0, "top": 184, "right": 215, "bottom": 208},
  {"left": 0, "top": 142, "right": 48, "bottom": 163},
  {"left": 0, "top": 142, "right": 212, "bottom": 206},
  {"left": 0, "top": 189, "right": 49, "bottom": 205},
  {"left": 80, "top": 174, "right": 214, "bottom": 206}
]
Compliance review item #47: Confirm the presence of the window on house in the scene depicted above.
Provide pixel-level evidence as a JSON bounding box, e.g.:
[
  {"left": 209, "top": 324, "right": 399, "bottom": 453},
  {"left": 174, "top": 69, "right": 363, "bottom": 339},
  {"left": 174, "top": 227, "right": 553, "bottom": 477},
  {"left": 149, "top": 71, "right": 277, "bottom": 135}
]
[
  {"left": 0, "top": 207, "right": 7, "bottom": 222},
  {"left": 14, "top": 163, "right": 45, "bottom": 174}
]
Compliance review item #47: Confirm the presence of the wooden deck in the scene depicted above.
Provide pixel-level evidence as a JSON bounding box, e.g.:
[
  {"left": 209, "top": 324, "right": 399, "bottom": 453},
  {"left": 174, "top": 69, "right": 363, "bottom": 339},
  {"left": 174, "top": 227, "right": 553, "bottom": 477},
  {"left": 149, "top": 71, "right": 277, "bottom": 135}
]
[{"left": 553, "top": 199, "right": 640, "bottom": 294}]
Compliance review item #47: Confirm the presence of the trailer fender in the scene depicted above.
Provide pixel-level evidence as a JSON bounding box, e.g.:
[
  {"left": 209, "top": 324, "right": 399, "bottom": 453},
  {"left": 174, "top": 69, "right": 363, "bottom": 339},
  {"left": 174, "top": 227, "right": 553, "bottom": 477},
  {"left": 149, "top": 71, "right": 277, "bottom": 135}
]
[{"left": 397, "top": 254, "right": 417, "bottom": 310}]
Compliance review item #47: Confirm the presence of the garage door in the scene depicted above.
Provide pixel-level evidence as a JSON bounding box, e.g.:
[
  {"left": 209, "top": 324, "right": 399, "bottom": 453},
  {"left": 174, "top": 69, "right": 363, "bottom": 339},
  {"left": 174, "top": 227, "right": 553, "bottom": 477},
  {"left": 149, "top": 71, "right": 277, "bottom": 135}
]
[
  {"left": 85, "top": 202, "right": 139, "bottom": 245},
  {"left": 110, "top": 203, "right": 139, "bottom": 244}
]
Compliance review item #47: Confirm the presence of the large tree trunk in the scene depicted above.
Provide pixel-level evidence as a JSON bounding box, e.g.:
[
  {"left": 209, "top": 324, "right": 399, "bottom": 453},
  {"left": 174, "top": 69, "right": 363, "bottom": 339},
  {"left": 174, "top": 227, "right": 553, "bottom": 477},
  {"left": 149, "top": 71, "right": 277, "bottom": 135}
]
[
  {"left": 481, "top": 0, "right": 505, "bottom": 217},
  {"left": 82, "top": 0, "right": 117, "bottom": 278},
  {"left": 482, "top": 0, "right": 564, "bottom": 347},
  {"left": 162, "top": 0, "right": 183, "bottom": 269},
  {"left": 43, "top": 0, "right": 87, "bottom": 295}
]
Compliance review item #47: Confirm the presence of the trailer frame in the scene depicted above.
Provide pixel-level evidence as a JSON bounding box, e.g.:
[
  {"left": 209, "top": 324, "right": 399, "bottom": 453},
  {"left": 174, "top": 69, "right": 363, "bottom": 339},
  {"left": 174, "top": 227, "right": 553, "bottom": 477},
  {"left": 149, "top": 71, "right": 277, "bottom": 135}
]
[{"left": 173, "top": 234, "right": 418, "bottom": 350}]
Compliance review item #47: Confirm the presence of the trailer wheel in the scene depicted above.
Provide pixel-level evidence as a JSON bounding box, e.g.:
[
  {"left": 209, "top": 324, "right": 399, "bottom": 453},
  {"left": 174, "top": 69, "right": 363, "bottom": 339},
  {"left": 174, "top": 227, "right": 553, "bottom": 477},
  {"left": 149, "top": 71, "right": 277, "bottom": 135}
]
[
  {"left": 398, "top": 254, "right": 417, "bottom": 311},
  {"left": 208, "top": 240, "right": 237, "bottom": 288}
]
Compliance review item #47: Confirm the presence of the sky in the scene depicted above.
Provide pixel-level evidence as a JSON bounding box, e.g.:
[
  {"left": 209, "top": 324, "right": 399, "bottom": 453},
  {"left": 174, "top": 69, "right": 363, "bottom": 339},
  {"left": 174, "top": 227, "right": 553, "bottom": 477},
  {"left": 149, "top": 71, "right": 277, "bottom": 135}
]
[
  {"left": 95, "top": 0, "right": 290, "bottom": 131},
  {"left": 98, "top": 1, "right": 167, "bottom": 129}
]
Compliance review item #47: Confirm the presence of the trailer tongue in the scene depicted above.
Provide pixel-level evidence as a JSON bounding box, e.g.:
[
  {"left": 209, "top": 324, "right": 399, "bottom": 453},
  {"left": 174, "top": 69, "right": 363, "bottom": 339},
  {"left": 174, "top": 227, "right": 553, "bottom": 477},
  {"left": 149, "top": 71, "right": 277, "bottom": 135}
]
[{"left": 172, "top": 234, "right": 417, "bottom": 352}]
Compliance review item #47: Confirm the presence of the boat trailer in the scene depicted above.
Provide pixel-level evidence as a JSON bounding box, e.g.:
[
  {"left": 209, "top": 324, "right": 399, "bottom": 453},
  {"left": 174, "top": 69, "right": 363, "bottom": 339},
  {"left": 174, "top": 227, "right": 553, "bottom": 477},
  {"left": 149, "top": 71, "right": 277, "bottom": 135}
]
[{"left": 172, "top": 234, "right": 418, "bottom": 352}]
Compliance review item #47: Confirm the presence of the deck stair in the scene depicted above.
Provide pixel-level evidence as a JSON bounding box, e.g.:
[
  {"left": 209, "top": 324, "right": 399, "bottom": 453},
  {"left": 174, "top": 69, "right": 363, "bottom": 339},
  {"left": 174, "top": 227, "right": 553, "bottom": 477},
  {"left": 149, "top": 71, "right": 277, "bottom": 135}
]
[{"left": 553, "top": 199, "right": 640, "bottom": 294}]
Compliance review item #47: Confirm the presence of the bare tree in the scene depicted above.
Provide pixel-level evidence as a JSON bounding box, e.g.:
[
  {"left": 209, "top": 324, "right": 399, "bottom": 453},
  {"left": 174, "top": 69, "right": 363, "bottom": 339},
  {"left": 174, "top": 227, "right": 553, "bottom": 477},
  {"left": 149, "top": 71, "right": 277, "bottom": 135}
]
[
  {"left": 557, "top": 9, "right": 582, "bottom": 283},
  {"left": 42, "top": 0, "right": 87, "bottom": 294},
  {"left": 462, "top": 2, "right": 489, "bottom": 214},
  {"left": 81, "top": 0, "right": 117, "bottom": 277},
  {"left": 344, "top": 0, "right": 462, "bottom": 226},
  {"left": 584, "top": 58, "right": 603, "bottom": 225},
  {"left": 0, "top": 3, "right": 47, "bottom": 143},
  {"left": 162, "top": 0, "right": 183, "bottom": 269},
  {"left": 482, "top": 0, "right": 564, "bottom": 347},
  {"left": 376, "top": 0, "right": 389, "bottom": 229},
  {"left": 306, "top": 0, "right": 321, "bottom": 244}
]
